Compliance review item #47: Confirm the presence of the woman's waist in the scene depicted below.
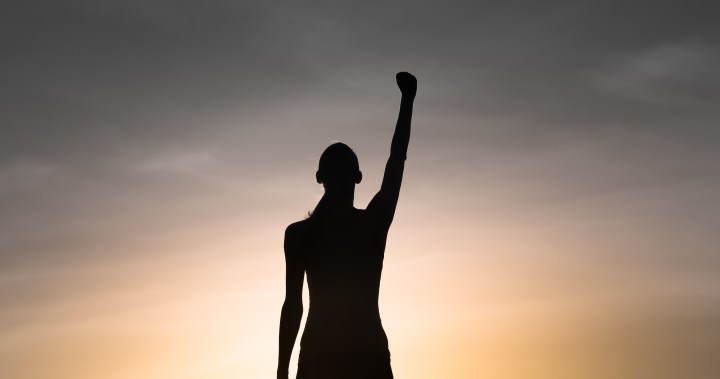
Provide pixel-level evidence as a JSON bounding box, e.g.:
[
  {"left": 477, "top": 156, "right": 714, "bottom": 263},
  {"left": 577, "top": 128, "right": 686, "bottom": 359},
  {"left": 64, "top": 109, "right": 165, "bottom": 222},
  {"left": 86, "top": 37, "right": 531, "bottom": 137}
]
[
  {"left": 306, "top": 309, "right": 383, "bottom": 329},
  {"left": 303, "top": 311, "right": 386, "bottom": 334},
  {"left": 298, "top": 345, "right": 391, "bottom": 361},
  {"left": 300, "top": 323, "right": 389, "bottom": 352}
]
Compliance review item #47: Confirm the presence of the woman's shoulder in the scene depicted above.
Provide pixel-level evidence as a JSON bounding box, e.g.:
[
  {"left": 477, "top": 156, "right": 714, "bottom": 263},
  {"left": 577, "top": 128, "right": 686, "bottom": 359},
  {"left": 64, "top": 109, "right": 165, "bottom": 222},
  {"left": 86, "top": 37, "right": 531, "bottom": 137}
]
[
  {"left": 284, "top": 220, "right": 312, "bottom": 256},
  {"left": 286, "top": 219, "right": 310, "bottom": 237}
]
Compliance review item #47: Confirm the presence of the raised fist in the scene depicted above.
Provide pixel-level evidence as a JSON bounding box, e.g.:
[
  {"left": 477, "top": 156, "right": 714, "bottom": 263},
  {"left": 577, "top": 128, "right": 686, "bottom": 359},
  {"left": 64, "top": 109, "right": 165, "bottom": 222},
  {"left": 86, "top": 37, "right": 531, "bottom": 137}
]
[{"left": 396, "top": 71, "right": 417, "bottom": 97}]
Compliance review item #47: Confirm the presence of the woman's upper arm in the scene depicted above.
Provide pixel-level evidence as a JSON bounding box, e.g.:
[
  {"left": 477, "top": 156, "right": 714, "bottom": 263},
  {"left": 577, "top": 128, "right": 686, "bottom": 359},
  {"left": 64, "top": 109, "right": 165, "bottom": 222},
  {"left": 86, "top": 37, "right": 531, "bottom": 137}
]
[
  {"left": 283, "top": 224, "right": 305, "bottom": 303},
  {"left": 366, "top": 156, "right": 405, "bottom": 227}
]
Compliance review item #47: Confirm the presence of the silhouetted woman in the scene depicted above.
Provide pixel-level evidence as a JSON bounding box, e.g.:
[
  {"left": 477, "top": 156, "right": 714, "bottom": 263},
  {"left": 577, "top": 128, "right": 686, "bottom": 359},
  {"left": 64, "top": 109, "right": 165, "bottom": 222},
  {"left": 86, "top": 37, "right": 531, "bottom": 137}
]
[{"left": 277, "top": 72, "right": 416, "bottom": 379}]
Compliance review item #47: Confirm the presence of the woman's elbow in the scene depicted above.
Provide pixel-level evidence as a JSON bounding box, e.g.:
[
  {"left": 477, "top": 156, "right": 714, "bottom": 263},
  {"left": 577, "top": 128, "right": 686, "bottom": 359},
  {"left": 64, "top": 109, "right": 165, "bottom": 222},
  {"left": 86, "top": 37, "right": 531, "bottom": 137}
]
[{"left": 282, "top": 297, "right": 303, "bottom": 313}]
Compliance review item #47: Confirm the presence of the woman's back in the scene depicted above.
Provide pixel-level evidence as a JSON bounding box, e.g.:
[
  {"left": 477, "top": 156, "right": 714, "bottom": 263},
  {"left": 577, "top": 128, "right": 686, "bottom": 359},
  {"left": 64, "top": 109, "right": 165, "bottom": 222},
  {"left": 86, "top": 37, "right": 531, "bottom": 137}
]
[{"left": 293, "top": 209, "right": 390, "bottom": 353}]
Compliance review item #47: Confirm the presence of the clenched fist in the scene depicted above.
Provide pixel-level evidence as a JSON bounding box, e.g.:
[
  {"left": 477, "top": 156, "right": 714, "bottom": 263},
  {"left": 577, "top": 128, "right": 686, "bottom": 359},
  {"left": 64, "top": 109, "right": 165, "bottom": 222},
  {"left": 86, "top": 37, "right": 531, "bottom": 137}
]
[{"left": 396, "top": 71, "right": 417, "bottom": 98}]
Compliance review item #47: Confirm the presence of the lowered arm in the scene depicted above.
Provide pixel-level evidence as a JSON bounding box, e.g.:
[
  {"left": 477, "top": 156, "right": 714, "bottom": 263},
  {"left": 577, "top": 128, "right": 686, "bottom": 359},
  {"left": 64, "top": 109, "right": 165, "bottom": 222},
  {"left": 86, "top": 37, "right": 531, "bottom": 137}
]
[{"left": 277, "top": 225, "right": 305, "bottom": 379}]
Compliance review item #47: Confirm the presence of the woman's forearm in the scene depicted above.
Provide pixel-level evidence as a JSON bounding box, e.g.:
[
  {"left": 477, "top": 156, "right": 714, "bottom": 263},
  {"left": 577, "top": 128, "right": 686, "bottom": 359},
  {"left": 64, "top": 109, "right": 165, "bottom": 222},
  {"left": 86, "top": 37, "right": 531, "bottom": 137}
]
[
  {"left": 390, "top": 94, "right": 414, "bottom": 161},
  {"left": 277, "top": 300, "right": 303, "bottom": 378}
]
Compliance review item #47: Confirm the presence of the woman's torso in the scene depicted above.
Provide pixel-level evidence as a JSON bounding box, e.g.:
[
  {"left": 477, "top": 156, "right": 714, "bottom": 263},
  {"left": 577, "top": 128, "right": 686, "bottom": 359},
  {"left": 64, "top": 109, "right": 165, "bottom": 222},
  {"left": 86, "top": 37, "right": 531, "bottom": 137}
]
[{"left": 298, "top": 209, "right": 390, "bottom": 353}]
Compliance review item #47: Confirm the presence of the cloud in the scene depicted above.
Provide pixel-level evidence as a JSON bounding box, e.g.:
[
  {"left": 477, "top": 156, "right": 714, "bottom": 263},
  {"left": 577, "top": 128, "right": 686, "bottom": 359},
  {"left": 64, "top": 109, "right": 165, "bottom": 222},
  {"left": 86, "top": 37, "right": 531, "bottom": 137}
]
[
  {"left": 137, "top": 149, "right": 217, "bottom": 173},
  {"left": 0, "top": 159, "right": 63, "bottom": 192},
  {"left": 590, "top": 42, "right": 720, "bottom": 107}
]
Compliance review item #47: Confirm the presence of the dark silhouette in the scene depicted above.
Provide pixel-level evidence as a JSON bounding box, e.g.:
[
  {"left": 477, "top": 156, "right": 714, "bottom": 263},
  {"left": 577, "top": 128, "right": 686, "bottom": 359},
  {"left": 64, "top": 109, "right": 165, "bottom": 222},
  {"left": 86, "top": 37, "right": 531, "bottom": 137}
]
[{"left": 277, "top": 72, "right": 417, "bottom": 379}]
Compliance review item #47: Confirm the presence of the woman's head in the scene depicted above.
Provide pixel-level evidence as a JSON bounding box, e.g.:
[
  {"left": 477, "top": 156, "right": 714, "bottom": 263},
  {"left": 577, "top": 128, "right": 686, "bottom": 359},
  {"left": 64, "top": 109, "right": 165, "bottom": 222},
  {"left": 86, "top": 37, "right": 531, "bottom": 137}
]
[{"left": 316, "top": 142, "right": 362, "bottom": 189}]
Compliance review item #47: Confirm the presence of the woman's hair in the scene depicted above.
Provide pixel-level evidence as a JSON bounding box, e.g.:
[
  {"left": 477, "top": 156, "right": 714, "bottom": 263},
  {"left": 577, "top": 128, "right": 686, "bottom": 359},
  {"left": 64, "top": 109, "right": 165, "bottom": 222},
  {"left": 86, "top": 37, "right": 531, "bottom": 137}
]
[{"left": 316, "top": 142, "right": 361, "bottom": 187}]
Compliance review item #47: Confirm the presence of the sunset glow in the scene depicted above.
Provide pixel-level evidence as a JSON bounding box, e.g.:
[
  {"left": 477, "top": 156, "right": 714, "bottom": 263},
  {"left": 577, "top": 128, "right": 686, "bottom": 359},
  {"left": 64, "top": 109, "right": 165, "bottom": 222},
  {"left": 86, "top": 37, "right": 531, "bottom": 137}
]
[{"left": 3, "top": 1, "right": 720, "bottom": 378}]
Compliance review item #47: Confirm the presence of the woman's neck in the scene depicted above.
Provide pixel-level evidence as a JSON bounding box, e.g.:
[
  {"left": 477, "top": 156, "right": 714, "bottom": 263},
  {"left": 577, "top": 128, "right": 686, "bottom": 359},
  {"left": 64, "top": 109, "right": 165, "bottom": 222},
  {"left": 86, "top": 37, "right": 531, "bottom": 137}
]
[{"left": 314, "top": 189, "right": 355, "bottom": 217}]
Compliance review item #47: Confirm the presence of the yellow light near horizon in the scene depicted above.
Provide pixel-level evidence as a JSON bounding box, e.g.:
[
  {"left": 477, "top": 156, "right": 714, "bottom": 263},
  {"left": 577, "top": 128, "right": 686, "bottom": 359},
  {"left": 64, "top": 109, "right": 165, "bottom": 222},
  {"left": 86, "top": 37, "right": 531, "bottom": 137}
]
[{"left": 4, "top": 174, "right": 719, "bottom": 379}]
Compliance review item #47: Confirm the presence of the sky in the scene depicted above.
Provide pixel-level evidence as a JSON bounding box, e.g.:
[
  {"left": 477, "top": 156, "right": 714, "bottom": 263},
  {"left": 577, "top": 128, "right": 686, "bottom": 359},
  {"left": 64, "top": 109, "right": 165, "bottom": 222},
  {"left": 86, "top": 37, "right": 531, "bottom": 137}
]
[{"left": 2, "top": 0, "right": 720, "bottom": 378}]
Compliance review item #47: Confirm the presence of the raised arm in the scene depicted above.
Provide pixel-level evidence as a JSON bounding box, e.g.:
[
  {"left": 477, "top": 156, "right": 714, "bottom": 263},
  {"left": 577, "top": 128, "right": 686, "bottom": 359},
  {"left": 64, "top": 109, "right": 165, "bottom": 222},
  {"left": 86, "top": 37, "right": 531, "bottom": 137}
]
[
  {"left": 277, "top": 224, "right": 305, "bottom": 379},
  {"left": 367, "top": 72, "right": 417, "bottom": 226}
]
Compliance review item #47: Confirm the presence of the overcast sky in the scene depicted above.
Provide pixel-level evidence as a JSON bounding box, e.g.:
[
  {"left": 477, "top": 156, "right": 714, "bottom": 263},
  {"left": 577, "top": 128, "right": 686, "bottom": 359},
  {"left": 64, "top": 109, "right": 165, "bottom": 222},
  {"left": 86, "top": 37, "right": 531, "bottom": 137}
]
[{"left": 2, "top": 1, "right": 720, "bottom": 378}]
